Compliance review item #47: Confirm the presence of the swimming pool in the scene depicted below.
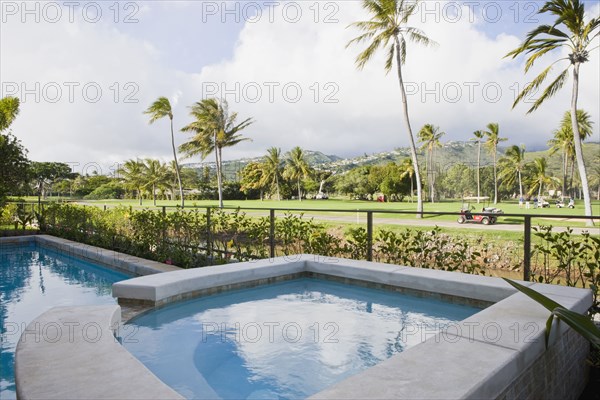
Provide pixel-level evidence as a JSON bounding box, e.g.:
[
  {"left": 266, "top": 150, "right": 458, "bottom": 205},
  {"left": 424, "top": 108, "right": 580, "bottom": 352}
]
[
  {"left": 123, "top": 278, "right": 480, "bottom": 399},
  {"left": 0, "top": 242, "right": 132, "bottom": 400}
]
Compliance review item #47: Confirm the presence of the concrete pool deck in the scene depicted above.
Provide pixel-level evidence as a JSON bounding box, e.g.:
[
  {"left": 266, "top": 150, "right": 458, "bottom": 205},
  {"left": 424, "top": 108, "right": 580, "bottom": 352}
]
[{"left": 10, "top": 239, "right": 593, "bottom": 399}]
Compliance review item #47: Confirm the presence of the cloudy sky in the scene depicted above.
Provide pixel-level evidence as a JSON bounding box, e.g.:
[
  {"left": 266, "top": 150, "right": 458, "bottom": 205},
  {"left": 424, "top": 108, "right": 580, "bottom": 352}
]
[{"left": 1, "top": 0, "right": 599, "bottom": 175}]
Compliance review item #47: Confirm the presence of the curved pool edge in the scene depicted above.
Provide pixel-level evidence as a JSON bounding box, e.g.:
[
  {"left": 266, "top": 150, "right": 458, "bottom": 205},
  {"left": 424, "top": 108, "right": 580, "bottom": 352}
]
[{"left": 15, "top": 305, "right": 184, "bottom": 400}]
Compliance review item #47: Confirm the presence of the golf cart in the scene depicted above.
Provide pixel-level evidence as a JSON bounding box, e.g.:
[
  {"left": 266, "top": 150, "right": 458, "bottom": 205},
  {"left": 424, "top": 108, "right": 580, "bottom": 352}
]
[
  {"left": 536, "top": 197, "right": 550, "bottom": 208},
  {"left": 556, "top": 197, "right": 575, "bottom": 208},
  {"left": 457, "top": 197, "right": 504, "bottom": 225}
]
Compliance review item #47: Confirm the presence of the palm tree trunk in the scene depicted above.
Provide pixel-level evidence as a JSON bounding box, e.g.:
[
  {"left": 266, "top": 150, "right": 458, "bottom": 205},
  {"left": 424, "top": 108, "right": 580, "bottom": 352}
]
[
  {"left": 138, "top": 188, "right": 142, "bottom": 206},
  {"left": 429, "top": 147, "right": 435, "bottom": 203},
  {"left": 570, "top": 64, "right": 593, "bottom": 225},
  {"left": 218, "top": 146, "right": 225, "bottom": 208},
  {"left": 214, "top": 133, "right": 223, "bottom": 208},
  {"left": 275, "top": 176, "right": 281, "bottom": 201},
  {"left": 153, "top": 183, "right": 156, "bottom": 206},
  {"left": 493, "top": 146, "right": 498, "bottom": 204},
  {"left": 569, "top": 157, "right": 575, "bottom": 196},
  {"left": 518, "top": 170, "right": 523, "bottom": 200},
  {"left": 562, "top": 150, "right": 567, "bottom": 196},
  {"left": 170, "top": 118, "right": 185, "bottom": 208},
  {"left": 476, "top": 142, "right": 481, "bottom": 204},
  {"left": 297, "top": 179, "right": 302, "bottom": 201},
  {"left": 394, "top": 37, "right": 423, "bottom": 218}
]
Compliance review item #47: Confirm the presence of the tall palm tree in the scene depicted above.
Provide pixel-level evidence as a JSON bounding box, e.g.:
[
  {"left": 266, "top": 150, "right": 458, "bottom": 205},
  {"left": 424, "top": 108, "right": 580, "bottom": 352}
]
[
  {"left": 284, "top": 146, "right": 313, "bottom": 201},
  {"left": 527, "top": 157, "right": 561, "bottom": 199},
  {"left": 548, "top": 109, "right": 593, "bottom": 196},
  {"left": 347, "top": 0, "right": 436, "bottom": 217},
  {"left": 417, "top": 124, "right": 444, "bottom": 202},
  {"left": 144, "top": 97, "right": 185, "bottom": 207},
  {"left": 399, "top": 158, "right": 415, "bottom": 202},
  {"left": 484, "top": 123, "right": 507, "bottom": 204},
  {"left": 0, "top": 96, "right": 20, "bottom": 132},
  {"left": 471, "top": 130, "right": 485, "bottom": 203},
  {"left": 180, "top": 98, "right": 253, "bottom": 208},
  {"left": 262, "top": 147, "right": 283, "bottom": 201},
  {"left": 119, "top": 159, "right": 145, "bottom": 205},
  {"left": 506, "top": 0, "right": 599, "bottom": 223},
  {"left": 498, "top": 145, "right": 527, "bottom": 200},
  {"left": 143, "top": 159, "right": 169, "bottom": 206}
]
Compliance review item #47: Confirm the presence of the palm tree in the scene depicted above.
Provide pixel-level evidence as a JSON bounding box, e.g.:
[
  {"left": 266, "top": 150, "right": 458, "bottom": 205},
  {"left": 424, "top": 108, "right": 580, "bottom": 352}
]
[
  {"left": 119, "top": 159, "right": 145, "bottom": 205},
  {"left": 262, "top": 147, "right": 283, "bottom": 201},
  {"left": 548, "top": 109, "right": 593, "bottom": 196},
  {"left": 471, "top": 130, "right": 485, "bottom": 203},
  {"left": 0, "top": 96, "right": 20, "bottom": 132},
  {"left": 484, "top": 123, "right": 507, "bottom": 204},
  {"left": 399, "top": 158, "right": 415, "bottom": 202},
  {"left": 498, "top": 145, "right": 527, "bottom": 200},
  {"left": 180, "top": 98, "right": 253, "bottom": 208},
  {"left": 284, "top": 146, "right": 313, "bottom": 201},
  {"left": 506, "top": 0, "right": 599, "bottom": 223},
  {"left": 144, "top": 97, "right": 185, "bottom": 207},
  {"left": 417, "top": 124, "right": 444, "bottom": 202},
  {"left": 347, "top": 0, "right": 436, "bottom": 217},
  {"left": 528, "top": 157, "right": 561, "bottom": 199},
  {"left": 143, "top": 159, "right": 169, "bottom": 206}
]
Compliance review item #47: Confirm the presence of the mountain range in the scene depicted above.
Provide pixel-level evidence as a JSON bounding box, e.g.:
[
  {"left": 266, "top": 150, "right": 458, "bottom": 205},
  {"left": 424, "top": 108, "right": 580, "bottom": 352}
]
[{"left": 183, "top": 141, "right": 600, "bottom": 180}]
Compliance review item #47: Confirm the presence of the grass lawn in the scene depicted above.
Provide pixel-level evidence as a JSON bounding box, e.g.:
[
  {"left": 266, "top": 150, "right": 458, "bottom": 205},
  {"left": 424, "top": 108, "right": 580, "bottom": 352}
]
[
  {"left": 13, "top": 196, "right": 600, "bottom": 228},
  {"left": 75, "top": 197, "right": 600, "bottom": 227}
]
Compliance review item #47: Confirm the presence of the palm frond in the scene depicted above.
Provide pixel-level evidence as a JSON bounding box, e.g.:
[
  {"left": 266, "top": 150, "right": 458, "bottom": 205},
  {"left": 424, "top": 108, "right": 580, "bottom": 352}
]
[{"left": 527, "top": 68, "right": 569, "bottom": 113}]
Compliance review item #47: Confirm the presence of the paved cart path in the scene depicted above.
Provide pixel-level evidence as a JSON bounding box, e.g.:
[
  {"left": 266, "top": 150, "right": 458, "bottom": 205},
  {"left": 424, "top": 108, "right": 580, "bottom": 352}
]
[{"left": 295, "top": 213, "right": 600, "bottom": 235}]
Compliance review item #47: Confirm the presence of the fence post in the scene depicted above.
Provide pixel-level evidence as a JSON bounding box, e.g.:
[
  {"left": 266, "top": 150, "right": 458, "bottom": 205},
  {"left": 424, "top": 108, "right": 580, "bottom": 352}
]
[
  {"left": 366, "top": 211, "right": 373, "bottom": 262},
  {"left": 523, "top": 215, "right": 531, "bottom": 281},
  {"left": 206, "top": 207, "right": 212, "bottom": 263},
  {"left": 269, "top": 209, "right": 276, "bottom": 258}
]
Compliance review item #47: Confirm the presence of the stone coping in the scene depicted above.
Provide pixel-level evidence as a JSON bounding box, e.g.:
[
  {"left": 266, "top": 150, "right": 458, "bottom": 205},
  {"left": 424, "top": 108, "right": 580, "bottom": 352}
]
[
  {"left": 15, "top": 305, "right": 184, "bottom": 400},
  {"left": 0, "top": 235, "right": 181, "bottom": 276},
  {"left": 113, "top": 254, "right": 518, "bottom": 307}
]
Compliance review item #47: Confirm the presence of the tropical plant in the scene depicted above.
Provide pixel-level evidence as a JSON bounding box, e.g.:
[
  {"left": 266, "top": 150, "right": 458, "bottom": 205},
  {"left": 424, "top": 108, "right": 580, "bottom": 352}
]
[
  {"left": 506, "top": 0, "right": 599, "bottom": 223},
  {"left": 262, "top": 147, "right": 283, "bottom": 201},
  {"left": 142, "top": 159, "right": 170, "bottom": 206},
  {"left": 240, "top": 162, "right": 267, "bottom": 200},
  {"left": 399, "top": 158, "right": 415, "bottom": 202},
  {"left": 418, "top": 124, "right": 444, "bottom": 202},
  {"left": 504, "top": 278, "right": 600, "bottom": 350},
  {"left": 144, "top": 97, "right": 185, "bottom": 207},
  {"left": 180, "top": 98, "right": 253, "bottom": 208},
  {"left": 347, "top": 0, "right": 436, "bottom": 217},
  {"left": 484, "top": 123, "right": 507, "bottom": 204},
  {"left": 471, "top": 130, "right": 485, "bottom": 203},
  {"left": 527, "top": 157, "right": 560, "bottom": 198},
  {"left": 548, "top": 110, "right": 594, "bottom": 196},
  {"left": 499, "top": 145, "right": 527, "bottom": 200},
  {"left": 0, "top": 96, "right": 20, "bottom": 132},
  {"left": 119, "top": 159, "right": 146, "bottom": 205},
  {"left": 284, "top": 146, "right": 313, "bottom": 201}
]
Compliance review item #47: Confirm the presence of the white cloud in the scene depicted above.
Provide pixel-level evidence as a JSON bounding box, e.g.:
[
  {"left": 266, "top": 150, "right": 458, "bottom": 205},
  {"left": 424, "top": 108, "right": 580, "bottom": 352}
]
[{"left": 1, "top": 1, "right": 598, "bottom": 173}]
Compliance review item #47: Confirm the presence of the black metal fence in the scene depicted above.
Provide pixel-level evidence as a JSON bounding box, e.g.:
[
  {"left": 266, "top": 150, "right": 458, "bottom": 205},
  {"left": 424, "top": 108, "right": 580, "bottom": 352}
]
[{"left": 2, "top": 201, "right": 599, "bottom": 282}]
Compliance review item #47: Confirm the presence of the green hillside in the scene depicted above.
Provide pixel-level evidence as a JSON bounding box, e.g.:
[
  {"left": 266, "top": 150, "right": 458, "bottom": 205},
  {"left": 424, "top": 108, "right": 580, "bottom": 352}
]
[{"left": 185, "top": 142, "right": 599, "bottom": 180}]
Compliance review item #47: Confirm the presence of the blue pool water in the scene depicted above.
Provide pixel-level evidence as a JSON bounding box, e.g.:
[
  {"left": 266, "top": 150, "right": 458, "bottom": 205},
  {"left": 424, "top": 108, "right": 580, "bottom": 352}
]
[
  {"left": 0, "top": 242, "right": 131, "bottom": 400},
  {"left": 124, "top": 278, "right": 480, "bottom": 399}
]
